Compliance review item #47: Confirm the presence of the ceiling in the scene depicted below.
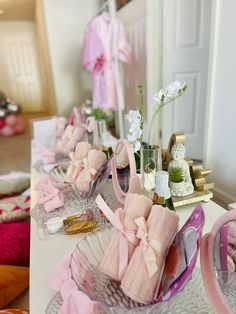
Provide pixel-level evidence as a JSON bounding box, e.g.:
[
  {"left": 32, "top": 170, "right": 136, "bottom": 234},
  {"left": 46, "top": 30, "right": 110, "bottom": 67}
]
[{"left": 0, "top": 0, "right": 35, "bottom": 21}]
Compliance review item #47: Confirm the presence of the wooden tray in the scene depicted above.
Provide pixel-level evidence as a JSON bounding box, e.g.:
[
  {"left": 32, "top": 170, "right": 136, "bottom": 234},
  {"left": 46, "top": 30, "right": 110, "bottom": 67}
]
[{"left": 173, "top": 190, "right": 213, "bottom": 208}]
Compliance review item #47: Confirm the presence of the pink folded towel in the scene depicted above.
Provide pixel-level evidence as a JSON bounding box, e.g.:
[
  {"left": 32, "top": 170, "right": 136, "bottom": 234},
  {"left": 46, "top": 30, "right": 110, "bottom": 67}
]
[
  {"left": 75, "top": 150, "right": 107, "bottom": 193},
  {"left": 66, "top": 142, "right": 92, "bottom": 183},
  {"left": 96, "top": 193, "right": 152, "bottom": 281},
  {"left": 35, "top": 177, "right": 64, "bottom": 212},
  {"left": 121, "top": 205, "right": 179, "bottom": 304}
]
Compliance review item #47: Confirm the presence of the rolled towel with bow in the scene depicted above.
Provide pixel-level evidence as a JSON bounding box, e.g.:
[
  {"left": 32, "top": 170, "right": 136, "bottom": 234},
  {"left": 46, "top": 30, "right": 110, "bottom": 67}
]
[
  {"left": 121, "top": 205, "right": 179, "bottom": 304},
  {"left": 65, "top": 142, "right": 92, "bottom": 183},
  {"left": 96, "top": 193, "right": 152, "bottom": 281},
  {"left": 75, "top": 150, "right": 107, "bottom": 193},
  {"left": 57, "top": 125, "right": 84, "bottom": 156}
]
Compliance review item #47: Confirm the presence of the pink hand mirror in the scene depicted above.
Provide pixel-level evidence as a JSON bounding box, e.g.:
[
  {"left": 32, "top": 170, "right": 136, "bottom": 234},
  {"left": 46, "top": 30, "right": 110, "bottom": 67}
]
[{"left": 201, "top": 209, "right": 236, "bottom": 313}]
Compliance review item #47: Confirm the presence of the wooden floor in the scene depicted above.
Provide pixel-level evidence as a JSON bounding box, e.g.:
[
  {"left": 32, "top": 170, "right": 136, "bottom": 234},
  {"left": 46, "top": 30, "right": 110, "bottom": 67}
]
[{"left": 0, "top": 131, "right": 31, "bottom": 175}]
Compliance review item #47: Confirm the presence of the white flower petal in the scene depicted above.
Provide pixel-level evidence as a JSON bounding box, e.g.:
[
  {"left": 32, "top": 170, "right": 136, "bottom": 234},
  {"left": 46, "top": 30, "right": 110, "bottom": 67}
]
[{"left": 133, "top": 141, "right": 141, "bottom": 152}]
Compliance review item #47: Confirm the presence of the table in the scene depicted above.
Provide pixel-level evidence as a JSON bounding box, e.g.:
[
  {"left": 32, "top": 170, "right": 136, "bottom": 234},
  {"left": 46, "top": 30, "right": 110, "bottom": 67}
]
[{"left": 30, "top": 151, "right": 226, "bottom": 314}]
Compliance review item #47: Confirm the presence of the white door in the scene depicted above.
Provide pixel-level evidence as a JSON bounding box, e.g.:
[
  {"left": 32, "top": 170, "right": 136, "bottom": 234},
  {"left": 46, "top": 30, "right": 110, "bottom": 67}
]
[
  {"left": 162, "top": 0, "right": 212, "bottom": 160},
  {"left": 0, "top": 22, "right": 44, "bottom": 113}
]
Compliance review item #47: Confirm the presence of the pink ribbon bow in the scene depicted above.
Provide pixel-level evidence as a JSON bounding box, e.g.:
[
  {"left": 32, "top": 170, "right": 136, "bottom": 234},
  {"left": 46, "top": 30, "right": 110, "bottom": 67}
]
[
  {"left": 49, "top": 255, "right": 101, "bottom": 314},
  {"left": 66, "top": 152, "right": 84, "bottom": 182},
  {"left": 96, "top": 194, "right": 139, "bottom": 278},
  {"left": 81, "top": 158, "right": 97, "bottom": 182},
  {"left": 135, "top": 216, "right": 165, "bottom": 277}
]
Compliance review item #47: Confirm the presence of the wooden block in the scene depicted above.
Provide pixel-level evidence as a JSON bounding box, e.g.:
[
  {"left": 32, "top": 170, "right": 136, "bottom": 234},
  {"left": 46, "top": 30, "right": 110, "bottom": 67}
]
[
  {"left": 196, "top": 183, "right": 215, "bottom": 191},
  {"left": 195, "top": 169, "right": 212, "bottom": 178},
  {"left": 194, "top": 177, "right": 206, "bottom": 187}
]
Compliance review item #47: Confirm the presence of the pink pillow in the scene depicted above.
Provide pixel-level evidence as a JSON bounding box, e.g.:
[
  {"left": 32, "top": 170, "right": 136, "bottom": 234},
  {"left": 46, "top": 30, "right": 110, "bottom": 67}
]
[{"left": 0, "top": 222, "right": 30, "bottom": 266}]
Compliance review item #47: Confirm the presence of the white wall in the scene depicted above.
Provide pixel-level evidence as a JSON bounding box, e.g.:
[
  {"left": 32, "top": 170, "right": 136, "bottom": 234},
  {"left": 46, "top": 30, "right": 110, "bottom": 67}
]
[
  {"left": 42, "top": 0, "right": 99, "bottom": 116},
  {"left": 205, "top": 0, "right": 236, "bottom": 205}
]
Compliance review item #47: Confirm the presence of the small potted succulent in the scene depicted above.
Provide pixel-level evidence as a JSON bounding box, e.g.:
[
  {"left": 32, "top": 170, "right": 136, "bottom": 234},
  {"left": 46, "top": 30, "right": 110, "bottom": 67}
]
[{"left": 168, "top": 166, "right": 185, "bottom": 193}]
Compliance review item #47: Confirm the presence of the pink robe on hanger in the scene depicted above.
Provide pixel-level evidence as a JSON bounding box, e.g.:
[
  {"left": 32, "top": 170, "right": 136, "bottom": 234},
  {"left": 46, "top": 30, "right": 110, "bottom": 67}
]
[{"left": 82, "top": 12, "right": 131, "bottom": 111}]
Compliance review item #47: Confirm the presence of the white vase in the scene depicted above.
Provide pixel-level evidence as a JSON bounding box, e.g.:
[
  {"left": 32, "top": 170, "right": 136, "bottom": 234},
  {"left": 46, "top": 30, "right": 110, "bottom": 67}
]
[{"left": 170, "top": 181, "right": 185, "bottom": 193}]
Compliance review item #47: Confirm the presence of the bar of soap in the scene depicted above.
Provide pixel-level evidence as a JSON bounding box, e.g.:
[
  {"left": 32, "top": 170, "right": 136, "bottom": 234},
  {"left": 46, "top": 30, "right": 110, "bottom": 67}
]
[{"left": 45, "top": 217, "right": 64, "bottom": 234}]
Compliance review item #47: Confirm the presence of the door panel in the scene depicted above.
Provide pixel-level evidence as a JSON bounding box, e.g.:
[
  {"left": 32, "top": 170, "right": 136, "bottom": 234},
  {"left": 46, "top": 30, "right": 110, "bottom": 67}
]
[
  {"left": 0, "top": 22, "right": 44, "bottom": 113},
  {"left": 162, "top": 0, "right": 212, "bottom": 160}
]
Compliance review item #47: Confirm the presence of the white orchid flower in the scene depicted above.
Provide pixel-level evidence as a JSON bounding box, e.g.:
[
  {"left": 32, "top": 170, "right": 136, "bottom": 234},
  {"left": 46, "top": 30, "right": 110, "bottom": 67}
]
[{"left": 126, "top": 109, "right": 143, "bottom": 153}]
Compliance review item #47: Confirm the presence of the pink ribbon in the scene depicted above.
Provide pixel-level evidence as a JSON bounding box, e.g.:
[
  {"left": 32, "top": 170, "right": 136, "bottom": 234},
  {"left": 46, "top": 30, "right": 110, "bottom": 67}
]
[
  {"left": 96, "top": 194, "right": 139, "bottom": 278},
  {"left": 81, "top": 158, "right": 97, "bottom": 182},
  {"left": 67, "top": 152, "right": 84, "bottom": 182},
  {"left": 135, "top": 216, "right": 165, "bottom": 277},
  {"left": 49, "top": 255, "right": 101, "bottom": 314}
]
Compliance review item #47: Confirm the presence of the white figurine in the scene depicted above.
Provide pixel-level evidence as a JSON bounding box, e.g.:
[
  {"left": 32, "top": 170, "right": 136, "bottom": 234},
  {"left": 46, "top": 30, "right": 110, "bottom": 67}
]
[{"left": 168, "top": 143, "right": 194, "bottom": 196}]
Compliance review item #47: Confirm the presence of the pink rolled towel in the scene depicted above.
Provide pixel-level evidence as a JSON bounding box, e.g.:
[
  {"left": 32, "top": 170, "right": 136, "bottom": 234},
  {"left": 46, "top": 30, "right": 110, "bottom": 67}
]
[
  {"left": 75, "top": 150, "right": 107, "bottom": 193},
  {"left": 96, "top": 193, "right": 152, "bottom": 281},
  {"left": 121, "top": 205, "right": 179, "bottom": 304},
  {"left": 66, "top": 142, "right": 92, "bottom": 183},
  {"left": 57, "top": 125, "right": 84, "bottom": 156}
]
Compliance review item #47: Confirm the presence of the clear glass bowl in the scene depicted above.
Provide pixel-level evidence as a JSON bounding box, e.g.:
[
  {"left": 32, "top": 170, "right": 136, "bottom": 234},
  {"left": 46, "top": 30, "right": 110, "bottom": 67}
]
[
  {"left": 46, "top": 228, "right": 213, "bottom": 313},
  {"left": 31, "top": 162, "right": 114, "bottom": 239}
]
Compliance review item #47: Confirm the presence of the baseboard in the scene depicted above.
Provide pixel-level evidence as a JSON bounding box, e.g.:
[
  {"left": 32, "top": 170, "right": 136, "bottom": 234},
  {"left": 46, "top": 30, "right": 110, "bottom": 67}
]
[{"left": 212, "top": 187, "right": 236, "bottom": 209}]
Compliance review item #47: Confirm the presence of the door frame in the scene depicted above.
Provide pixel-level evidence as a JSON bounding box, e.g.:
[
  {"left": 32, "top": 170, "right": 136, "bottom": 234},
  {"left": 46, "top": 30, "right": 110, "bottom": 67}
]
[{"left": 202, "top": 0, "right": 218, "bottom": 167}]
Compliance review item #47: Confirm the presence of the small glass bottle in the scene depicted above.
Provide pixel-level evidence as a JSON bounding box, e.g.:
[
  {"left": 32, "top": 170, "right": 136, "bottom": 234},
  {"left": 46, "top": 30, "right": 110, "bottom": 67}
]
[{"left": 153, "top": 170, "right": 175, "bottom": 211}]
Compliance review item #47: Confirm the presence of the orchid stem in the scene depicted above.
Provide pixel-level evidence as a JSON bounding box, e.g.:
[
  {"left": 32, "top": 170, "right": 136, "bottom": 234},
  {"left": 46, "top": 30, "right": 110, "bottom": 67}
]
[{"left": 148, "top": 92, "right": 185, "bottom": 144}]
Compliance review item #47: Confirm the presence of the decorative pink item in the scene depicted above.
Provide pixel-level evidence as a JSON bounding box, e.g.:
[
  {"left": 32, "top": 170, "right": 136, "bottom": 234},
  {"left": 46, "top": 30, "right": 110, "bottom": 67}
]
[
  {"left": 69, "top": 107, "right": 84, "bottom": 127},
  {"left": 82, "top": 12, "right": 131, "bottom": 110},
  {"left": 0, "top": 221, "right": 30, "bottom": 266},
  {"left": 38, "top": 146, "right": 56, "bottom": 165},
  {"left": 56, "top": 117, "right": 68, "bottom": 138},
  {"left": 83, "top": 117, "right": 101, "bottom": 150},
  {"left": 66, "top": 142, "right": 92, "bottom": 183},
  {"left": 35, "top": 177, "right": 64, "bottom": 212},
  {"left": 158, "top": 204, "right": 205, "bottom": 302},
  {"left": 0, "top": 119, "right": 5, "bottom": 129},
  {"left": 200, "top": 209, "right": 236, "bottom": 314},
  {"left": 96, "top": 193, "right": 152, "bottom": 281},
  {"left": 13, "top": 118, "right": 25, "bottom": 134},
  {"left": 49, "top": 254, "right": 103, "bottom": 314},
  {"left": 75, "top": 150, "right": 107, "bottom": 193},
  {"left": 120, "top": 205, "right": 179, "bottom": 304},
  {"left": 1, "top": 125, "right": 14, "bottom": 137},
  {"left": 5, "top": 114, "right": 17, "bottom": 126},
  {"left": 111, "top": 139, "right": 142, "bottom": 204},
  {"left": 57, "top": 125, "right": 84, "bottom": 156}
]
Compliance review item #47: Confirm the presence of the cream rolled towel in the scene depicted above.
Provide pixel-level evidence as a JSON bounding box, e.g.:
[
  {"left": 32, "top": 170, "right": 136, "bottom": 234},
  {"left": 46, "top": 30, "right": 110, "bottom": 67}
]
[
  {"left": 116, "top": 143, "right": 129, "bottom": 169},
  {"left": 75, "top": 150, "right": 107, "bottom": 193},
  {"left": 96, "top": 193, "right": 152, "bottom": 281},
  {"left": 65, "top": 142, "right": 92, "bottom": 183},
  {"left": 128, "top": 175, "right": 142, "bottom": 194},
  {"left": 121, "top": 205, "right": 179, "bottom": 304}
]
